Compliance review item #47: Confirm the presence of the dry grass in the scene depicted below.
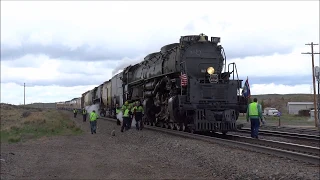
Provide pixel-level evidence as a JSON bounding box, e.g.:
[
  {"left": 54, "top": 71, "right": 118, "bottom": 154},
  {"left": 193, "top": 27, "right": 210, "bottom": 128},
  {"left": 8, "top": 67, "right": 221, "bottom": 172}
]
[
  {"left": 238, "top": 94, "right": 317, "bottom": 127},
  {"left": 0, "top": 103, "right": 83, "bottom": 144},
  {"left": 252, "top": 94, "right": 314, "bottom": 114},
  {"left": 237, "top": 114, "right": 316, "bottom": 127}
]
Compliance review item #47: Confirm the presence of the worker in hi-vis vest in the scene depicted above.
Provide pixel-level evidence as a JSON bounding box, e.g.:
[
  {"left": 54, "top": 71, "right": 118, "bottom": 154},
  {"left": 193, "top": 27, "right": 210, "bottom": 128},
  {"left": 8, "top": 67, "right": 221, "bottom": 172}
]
[
  {"left": 82, "top": 108, "right": 87, "bottom": 122},
  {"left": 89, "top": 110, "right": 99, "bottom": 134},
  {"left": 115, "top": 104, "right": 121, "bottom": 125},
  {"left": 132, "top": 101, "right": 144, "bottom": 130},
  {"left": 73, "top": 109, "right": 78, "bottom": 118},
  {"left": 246, "top": 98, "right": 263, "bottom": 139},
  {"left": 121, "top": 101, "right": 130, "bottom": 132}
]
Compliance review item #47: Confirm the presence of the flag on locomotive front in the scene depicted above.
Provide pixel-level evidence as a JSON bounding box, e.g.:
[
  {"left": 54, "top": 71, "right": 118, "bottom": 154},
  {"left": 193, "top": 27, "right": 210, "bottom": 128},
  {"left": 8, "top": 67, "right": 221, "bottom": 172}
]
[
  {"left": 180, "top": 73, "right": 188, "bottom": 87},
  {"left": 242, "top": 77, "right": 251, "bottom": 98}
]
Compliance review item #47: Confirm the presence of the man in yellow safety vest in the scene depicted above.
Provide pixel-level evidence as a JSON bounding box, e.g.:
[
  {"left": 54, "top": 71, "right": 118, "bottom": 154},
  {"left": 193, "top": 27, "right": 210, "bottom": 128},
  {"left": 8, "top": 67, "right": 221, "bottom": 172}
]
[
  {"left": 246, "top": 98, "right": 263, "bottom": 139},
  {"left": 132, "top": 101, "right": 144, "bottom": 130},
  {"left": 89, "top": 110, "right": 99, "bottom": 134},
  {"left": 121, "top": 101, "right": 130, "bottom": 132},
  {"left": 73, "top": 109, "right": 78, "bottom": 118},
  {"left": 82, "top": 108, "right": 87, "bottom": 122}
]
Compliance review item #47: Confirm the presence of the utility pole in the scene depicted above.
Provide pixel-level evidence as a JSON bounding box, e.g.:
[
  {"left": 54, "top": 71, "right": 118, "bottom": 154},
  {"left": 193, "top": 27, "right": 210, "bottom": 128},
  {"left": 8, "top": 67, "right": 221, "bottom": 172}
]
[
  {"left": 302, "top": 42, "right": 320, "bottom": 128},
  {"left": 24, "top": 83, "right": 26, "bottom": 105}
]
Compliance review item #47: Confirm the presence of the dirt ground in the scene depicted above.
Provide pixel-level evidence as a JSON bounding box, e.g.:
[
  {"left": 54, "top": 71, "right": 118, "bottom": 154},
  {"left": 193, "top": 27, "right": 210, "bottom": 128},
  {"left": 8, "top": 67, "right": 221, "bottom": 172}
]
[{"left": 1, "top": 111, "right": 319, "bottom": 180}]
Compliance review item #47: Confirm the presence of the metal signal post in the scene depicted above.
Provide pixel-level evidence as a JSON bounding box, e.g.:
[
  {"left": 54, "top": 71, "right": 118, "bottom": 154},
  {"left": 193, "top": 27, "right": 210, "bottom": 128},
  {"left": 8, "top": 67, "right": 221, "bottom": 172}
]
[{"left": 302, "top": 42, "right": 320, "bottom": 128}]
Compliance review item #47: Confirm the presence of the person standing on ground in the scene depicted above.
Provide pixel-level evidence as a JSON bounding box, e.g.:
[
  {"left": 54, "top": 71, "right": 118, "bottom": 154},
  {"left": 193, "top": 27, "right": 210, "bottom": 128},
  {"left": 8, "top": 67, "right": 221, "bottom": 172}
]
[
  {"left": 89, "top": 110, "right": 98, "bottom": 134},
  {"left": 82, "top": 108, "right": 87, "bottom": 122},
  {"left": 128, "top": 103, "right": 134, "bottom": 129},
  {"left": 73, "top": 109, "right": 77, "bottom": 118},
  {"left": 121, "top": 102, "right": 130, "bottom": 132},
  {"left": 133, "top": 101, "right": 144, "bottom": 130},
  {"left": 246, "top": 98, "right": 263, "bottom": 139}
]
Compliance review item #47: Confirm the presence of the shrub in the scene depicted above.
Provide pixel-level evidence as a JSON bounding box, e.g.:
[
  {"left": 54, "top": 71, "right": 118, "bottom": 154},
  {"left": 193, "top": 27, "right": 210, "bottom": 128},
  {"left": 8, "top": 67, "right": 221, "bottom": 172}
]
[
  {"left": 21, "top": 111, "right": 31, "bottom": 118},
  {"left": 8, "top": 135, "right": 21, "bottom": 143}
]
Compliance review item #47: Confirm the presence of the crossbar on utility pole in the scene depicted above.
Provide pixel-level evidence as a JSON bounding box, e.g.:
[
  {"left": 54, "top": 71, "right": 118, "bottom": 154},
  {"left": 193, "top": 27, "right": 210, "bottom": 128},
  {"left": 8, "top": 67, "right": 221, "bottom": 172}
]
[{"left": 302, "top": 42, "right": 320, "bottom": 128}]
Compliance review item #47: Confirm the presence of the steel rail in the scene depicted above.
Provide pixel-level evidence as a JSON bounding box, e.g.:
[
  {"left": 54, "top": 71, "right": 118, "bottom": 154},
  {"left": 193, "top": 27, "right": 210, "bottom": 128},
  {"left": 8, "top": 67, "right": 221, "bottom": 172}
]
[
  {"left": 101, "top": 117, "right": 320, "bottom": 165},
  {"left": 258, "top": 126, "right": 320, "bottom": 134},
  {"left": 214, "top": 133, "right": 320, "bottom": 156},
  {"left": 237, "top": 128, "right": 320, "bottom": 142}
]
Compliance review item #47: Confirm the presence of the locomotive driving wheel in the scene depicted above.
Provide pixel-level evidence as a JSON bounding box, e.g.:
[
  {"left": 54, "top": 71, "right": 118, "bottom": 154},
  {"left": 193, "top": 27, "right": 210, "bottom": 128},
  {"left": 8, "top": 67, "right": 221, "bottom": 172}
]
[
  {"left": 163, "top": 123, "right": 168, "bottom": 129},
  {"left": 173, "top": 123, "right": 178, "bottom": 130},
  {"left": 182, "top": 124, "right": 186, "bottom": 132},
  {"left": 175, "top": 123, "right": 180, "bottom": 131},
  {"left": 188, "top": 128, "right": 195, "bottom": 134},
  {"left": 168, "top": 123, "right": 174, "bottom": 129}
]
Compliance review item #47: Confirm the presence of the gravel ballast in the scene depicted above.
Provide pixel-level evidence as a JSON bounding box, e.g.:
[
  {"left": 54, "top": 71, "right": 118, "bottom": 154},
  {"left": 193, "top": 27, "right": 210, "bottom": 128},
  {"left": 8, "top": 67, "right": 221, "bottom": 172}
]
[{"left": 1, "top": 111, "right": 319, "bottom": 180}]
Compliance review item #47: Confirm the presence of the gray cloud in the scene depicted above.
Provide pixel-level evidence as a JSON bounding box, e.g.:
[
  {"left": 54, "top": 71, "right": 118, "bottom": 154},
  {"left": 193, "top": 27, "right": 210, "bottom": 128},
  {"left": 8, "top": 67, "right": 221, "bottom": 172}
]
[
  {"left": 3, "top": 74, "right": 310, "bottom": 88},
  {"left": 182, "top": 16, "right": 295, "bottom": 59},
  {"left": 0, "top": 42, "right": 140, "bottom": 61},
  {"left": 56, "top": 61, "right": 117, "bottom": 76},
  {"left": 1, "top": 74, "right": 106, "bottom": 87},
  {"left": 1, "top": 33, "right": 294, "bottom": 64},
  {"left": 111, "top": 56, "right": 144, "bottom": 75},
  {"left": 223, "top": 42, "right": 293, "bottom": 60},
  {"left": 184, "top": 22, "right": 196, "bottom": 32},
  {"left": 238, "top": 75, "right": 312, "bottom": 86}
]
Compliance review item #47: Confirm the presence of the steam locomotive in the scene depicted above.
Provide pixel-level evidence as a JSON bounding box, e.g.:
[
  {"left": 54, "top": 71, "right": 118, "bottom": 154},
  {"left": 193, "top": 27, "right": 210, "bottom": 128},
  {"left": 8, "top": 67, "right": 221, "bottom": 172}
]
[{"left": 58, "top": 33, "right": 248, "bottom": 134}]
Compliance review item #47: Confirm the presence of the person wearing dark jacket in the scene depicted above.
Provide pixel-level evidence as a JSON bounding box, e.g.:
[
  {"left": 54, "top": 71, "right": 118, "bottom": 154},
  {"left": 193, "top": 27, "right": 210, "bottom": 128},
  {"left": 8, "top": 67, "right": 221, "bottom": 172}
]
[{"left": 82, "top": 108, "right": 87, "bottom": 122}]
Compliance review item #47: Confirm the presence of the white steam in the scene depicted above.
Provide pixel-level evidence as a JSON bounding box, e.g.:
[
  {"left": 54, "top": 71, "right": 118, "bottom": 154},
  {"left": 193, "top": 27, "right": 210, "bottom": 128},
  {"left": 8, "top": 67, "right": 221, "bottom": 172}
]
[
  {"left": 85, "top": 104, "right": 100, "bottom": 115},
  {"left": 116, "top": 111, "right": 137, "bottom": 127},
  {"left": 111, "top": 55, "right": 146, "bottom": 76},
  {"left": 117, "top": 111, "right": 123, "bottom": 122}
]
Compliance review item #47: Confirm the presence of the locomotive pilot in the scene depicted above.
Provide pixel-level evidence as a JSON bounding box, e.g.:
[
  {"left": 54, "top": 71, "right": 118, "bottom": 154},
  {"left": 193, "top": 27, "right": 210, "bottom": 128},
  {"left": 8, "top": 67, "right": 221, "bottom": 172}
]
[{"left": 132, "top": 101, "right": 144, "bottom": 130}]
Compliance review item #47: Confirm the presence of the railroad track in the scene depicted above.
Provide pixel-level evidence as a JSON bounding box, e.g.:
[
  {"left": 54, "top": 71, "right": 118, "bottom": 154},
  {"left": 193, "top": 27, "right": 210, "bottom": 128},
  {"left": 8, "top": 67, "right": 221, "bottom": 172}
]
[
  {"left": 258, "top": 125, "right": 320, "bottom": 135},
  {"left": 101, "top": 117, "right": 320, "bottom": 165},
  {"left": 236, "top": 128, "right": 320, "bottom": 143}
]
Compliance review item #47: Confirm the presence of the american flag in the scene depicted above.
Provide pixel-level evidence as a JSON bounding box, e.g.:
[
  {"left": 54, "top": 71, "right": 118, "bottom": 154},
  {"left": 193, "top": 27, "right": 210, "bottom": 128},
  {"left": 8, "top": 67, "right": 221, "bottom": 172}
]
[
  {"left": 180, "top": 73, "right": 188, "bottom": 87},
  {"left": 242, "top": 77, "right": 251, "bottom": 98}
]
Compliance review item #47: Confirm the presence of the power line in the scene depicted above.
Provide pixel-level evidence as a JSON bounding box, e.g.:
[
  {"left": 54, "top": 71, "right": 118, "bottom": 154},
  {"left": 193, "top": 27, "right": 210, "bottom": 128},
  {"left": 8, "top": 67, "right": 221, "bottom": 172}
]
[{"left": 301, "top": 42, "right": 320, "bottom": 128}]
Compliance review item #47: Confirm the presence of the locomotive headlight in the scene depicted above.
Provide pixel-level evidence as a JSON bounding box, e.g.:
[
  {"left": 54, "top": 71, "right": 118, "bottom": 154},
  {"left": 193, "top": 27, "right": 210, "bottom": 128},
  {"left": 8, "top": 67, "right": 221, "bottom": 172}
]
[{"left": 207, "top": 67, "right": 215, "bottom": 75}]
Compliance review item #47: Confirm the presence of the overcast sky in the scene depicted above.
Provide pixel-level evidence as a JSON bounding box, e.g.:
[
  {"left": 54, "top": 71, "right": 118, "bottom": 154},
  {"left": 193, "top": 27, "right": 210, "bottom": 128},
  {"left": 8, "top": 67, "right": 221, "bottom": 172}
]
[{"left": 1, "top": 1, "right": 320, "bottom": 105}]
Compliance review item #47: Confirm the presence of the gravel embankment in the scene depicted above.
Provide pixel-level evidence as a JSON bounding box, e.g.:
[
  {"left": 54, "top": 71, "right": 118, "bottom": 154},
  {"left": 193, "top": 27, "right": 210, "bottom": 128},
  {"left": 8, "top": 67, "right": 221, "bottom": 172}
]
[{"left": 1, "top": 111, "right": 319, "bottom": 180}]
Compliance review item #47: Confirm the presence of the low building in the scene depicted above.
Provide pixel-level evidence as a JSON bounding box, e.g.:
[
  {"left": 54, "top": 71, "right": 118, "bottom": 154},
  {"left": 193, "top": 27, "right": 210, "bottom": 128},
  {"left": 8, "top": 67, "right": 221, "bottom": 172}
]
[
  {"left": 287, "top": 102, "right": 314, "bottom": 115},
  {"left": 309, "top": 110, "right": 320, "bottom": 127}
]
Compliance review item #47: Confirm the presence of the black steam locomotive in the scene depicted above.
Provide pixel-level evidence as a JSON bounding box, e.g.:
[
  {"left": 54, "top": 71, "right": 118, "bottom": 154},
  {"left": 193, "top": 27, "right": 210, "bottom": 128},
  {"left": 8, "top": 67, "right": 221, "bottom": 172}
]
[{"left": 121, "top": 33, "right": 248, "bottom": 134}]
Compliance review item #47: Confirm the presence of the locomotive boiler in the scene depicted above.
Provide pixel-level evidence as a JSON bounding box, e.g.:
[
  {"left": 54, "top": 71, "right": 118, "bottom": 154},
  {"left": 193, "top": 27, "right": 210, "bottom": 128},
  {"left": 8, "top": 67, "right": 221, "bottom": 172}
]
[{"left": 121, "top": 33, "right": 248, "bottom": 133}]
